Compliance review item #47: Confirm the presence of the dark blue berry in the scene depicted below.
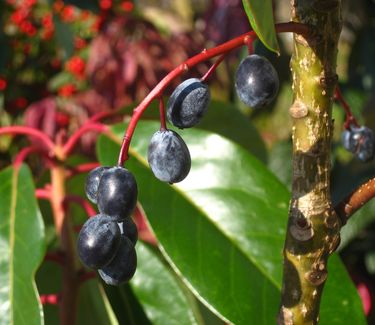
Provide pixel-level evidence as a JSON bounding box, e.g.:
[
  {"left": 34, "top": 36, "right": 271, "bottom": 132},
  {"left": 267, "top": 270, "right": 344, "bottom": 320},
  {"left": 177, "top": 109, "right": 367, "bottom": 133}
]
[
  {"left": 167, "top": 78, "right": 210, "bottom": 128},
  {"left": 85, "top": 166, "right": 110, "bottom": 204},
  {"left": 77, "top": 214, "right": 121, "bottom": 269},
  {"left": 98, "top": 237, "right": 137, "bottom": 286},
  {"left": 342, "top": 125, "right": 375, "bottom": 162},
  {"left": 119, "top": 218, "right": 138, "bottom": 245},
  {"left": 147, "top": 129, "right": 191, "bottom": 183},
  {"left": 97, "top": 166, "right": 138, "bottom": 220},
  {"left": 235, "top": 54, "right": 279, "bottom": 109}
]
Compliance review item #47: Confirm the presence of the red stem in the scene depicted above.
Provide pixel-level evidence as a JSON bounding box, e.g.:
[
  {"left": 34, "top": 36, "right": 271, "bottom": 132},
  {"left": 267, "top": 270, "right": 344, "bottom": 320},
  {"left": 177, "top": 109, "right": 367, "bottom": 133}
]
[
  {"left": 0, "top": 126, "right": 55, "bottom": 154},
  {"left": 89, "top": 110, "right": 118, "bottom": 123},
  {"left": 335, "top": 87, "right": 360, "bottom": 128},
  {"left": 78, "top": 270, "right": 96, "bottom": 283},
  {"left": 40, "top": 294, "right": 60, "bottom": 305},
  {"left": 244, "top": 35, "right": 255, "bottom": 54},
  {"left": 62, "top": 123, "right": 109, "bottom": 157},
  {"left": 66, "top": 162, "right": 100, "bottom": 178},
  {"left": 13, "top": 146, "right": 40, "bottom": 168},
  {"left": 159, "top": 98, "right": 167, "bottom": 131},
  {"left": 44, "top": 252, "right": 65, "bottom": 266},
  {"left": 200, "top": 53, "right": 227, "bottom": 83},
  {"left": 64, "top": 195, "right": 97, "bottom": 217},
  {"left": 117, "top": 22, "right": 310, "bottom": 165},
  {"left": 35, "top": 188, "right": 52, "bottom": 200}
]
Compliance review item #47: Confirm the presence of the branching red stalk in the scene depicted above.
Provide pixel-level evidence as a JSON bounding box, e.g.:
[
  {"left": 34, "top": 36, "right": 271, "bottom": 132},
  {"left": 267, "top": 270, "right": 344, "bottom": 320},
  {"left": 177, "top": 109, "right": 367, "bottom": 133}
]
[
  {"left": 40, "top": 294, "right": 60, "bottom": 305},
  {"left": 62, "top": 123, "right": 109, "bottom": 157},
  {"left": 13, "top": 146, "right": 42, "bottom": 168},
  {"left": 0, "top": 126, "right": 55, "bottom": 154},
  {"left": 200, "top": 54, "right": 227, "bottom": 83},
  {"left": 335, "top": 87, "right": 360, "bottom": 128},
  {"left": 66, "top": 162, "right": 100, "bottom": 178},
  {"left": 64, "top": 195, "right": 96, "bottom": 217},
  {"left": 78, "top": 270, "right": 96, "bottom": 283},
  {"left": 336, "top": 177, "right": 375, "bottom": 225},
  {"left": 158, "top": 98, "right": 167, "bottom": 131},
  {"left": 44, "top": 252, "right": 65, "bottom": 266},
  {"left": 35, "top": 188, "right": 51, "bottom": 200},
  {"left": 117, "top": 22, "right": 310, "bottom": 165},
  {"left": 244, "top": 35, "right": 255, "bottom": 55}
]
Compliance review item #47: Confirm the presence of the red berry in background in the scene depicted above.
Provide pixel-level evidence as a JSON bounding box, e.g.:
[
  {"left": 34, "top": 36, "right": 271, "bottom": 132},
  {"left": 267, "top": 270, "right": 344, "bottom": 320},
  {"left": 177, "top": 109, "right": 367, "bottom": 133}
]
[
  {"left": 58, "top": 84, "right": 76, "bottom": 97},
  {"left": 10, "top": 9, "right": 27, "bottom": 25},
  {"left": 55, "top": 112, "right": 70, "bottom": 127},
  {"left": 61, "top": 5, "right": 75, "bottom": 22},
  {"left": 51, "top": 58, "right": 62, "bottom": 69},
  {"left": 74, "top": 37, "right": 87, "bottom": 50},
  {"left": 121, "top": 1, "right": 134, "bottom": 12},
  {"left": 19, "top": 20, "right": 37, "bottom": 37},
  {"left": 99, "top": 0, "right": 113, "bottom": 10},
  {"left": 65, "top": 56, "right": 86, "bottom": 78},
  {"left": 0, "top": 78, "right": 7, "bottom": 91},
  {"left": 15, "top": 97, "right": 28, "bottom": 109},
  {"left": 53, "top": 0, "right": 64, "bottom": 13},
  {"left": 41, "top": 14, "right": 53, "bottom": 28}
]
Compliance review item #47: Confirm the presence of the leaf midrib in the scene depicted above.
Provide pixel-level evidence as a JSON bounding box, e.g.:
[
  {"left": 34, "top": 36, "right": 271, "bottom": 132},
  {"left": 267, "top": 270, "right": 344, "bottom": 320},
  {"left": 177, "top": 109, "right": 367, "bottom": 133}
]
[{"left": 9, "top": 167, "right": 19, "bottom": 325}]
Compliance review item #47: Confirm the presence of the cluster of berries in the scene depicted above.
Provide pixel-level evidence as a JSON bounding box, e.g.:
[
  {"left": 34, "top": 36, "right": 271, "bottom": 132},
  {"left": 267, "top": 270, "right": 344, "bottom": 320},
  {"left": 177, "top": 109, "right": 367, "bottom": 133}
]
[
  {"left": 342, "top": 124, "right": 375, "bottom": 162},
  {"left": 77, "top": 53, "right": 280, "bottom": 284},
  {"left": 147, "top": 54, "right": 279, "bottom": 183},
  {"left": 78, "top": 166, "right": 138, "bottom": 286}
]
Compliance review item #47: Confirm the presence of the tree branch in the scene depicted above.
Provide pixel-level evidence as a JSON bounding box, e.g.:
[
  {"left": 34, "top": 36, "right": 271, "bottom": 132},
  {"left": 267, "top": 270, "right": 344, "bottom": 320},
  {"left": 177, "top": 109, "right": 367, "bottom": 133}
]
[{"left": 335, "top": 177, "right": 375, "bottom": 225}]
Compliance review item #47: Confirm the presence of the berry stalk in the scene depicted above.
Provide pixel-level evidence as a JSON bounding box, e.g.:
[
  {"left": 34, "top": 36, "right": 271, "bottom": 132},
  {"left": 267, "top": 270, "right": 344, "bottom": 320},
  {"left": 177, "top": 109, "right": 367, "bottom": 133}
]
[
  {"left": 335, "top": 86, "right": 360, "bottom": 128},
  {"left": 117, "top": 22, "right": 311, "bottom": 165}
]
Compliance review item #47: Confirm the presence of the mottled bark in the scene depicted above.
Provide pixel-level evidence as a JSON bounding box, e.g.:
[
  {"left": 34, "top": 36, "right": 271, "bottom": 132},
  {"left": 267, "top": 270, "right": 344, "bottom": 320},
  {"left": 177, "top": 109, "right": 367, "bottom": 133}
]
[{"left": 279, "top": 1, "right": 342, "bottom": 324}]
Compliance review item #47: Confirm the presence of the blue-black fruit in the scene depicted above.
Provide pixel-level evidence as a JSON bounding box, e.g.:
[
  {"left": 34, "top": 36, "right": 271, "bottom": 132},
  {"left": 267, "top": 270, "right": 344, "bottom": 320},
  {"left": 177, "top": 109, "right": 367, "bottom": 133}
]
[
  {"left": 342, "top": 125, "right": 375, "bottom": 162},
  {"left": 85, "top": 166, "right": 110, "bottom": 204},
  {"left": 167, "top": 78, "right": 210, "bottom": 128},
  {"left": 77, "top": 214, "right": 121, "bottom": 269},
  {"left": 147, "top": 129, "right": 191, "bottom": 183},
  {"left": 235, "top": 54, "right": 279, "bottom": 109},
  {"left": 97, "top": 166, "right": 138, "bottom": 220},
  {"left": 119, "top": 218, "right": 138, "bottom": 245},
  {"left": 98, "top": 236, "right": 137, "bottom": 286}
]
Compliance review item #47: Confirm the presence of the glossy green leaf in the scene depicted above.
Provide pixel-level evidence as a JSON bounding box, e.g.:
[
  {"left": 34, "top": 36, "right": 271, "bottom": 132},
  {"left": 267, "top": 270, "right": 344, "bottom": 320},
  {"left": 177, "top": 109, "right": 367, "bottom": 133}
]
[
  {"left": 97, "top": 122, "right": 365, "bottom": 324},
  {"left": 130, "top": 242, "right": 198, "bottom": 325},
  {"left": 241, "top": 0, "right": 279, "bottom": 54},
  {"left": 77, "top": 280, "right": 119, "bottom": 325},
  {"left": 0, "top": 165, "right": 46, "bottom": 325},
  {"left": 198, "top": 101, "right": 267, "bottom": 162}
]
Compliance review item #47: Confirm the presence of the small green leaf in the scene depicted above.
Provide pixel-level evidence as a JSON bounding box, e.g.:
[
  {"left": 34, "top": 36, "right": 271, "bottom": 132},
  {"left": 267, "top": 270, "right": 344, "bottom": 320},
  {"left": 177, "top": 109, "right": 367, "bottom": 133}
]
[
  {"left": 242, "top": 0, "right": 279, "bottom": 54},
  {"left": 131, "top": 242, "right": 198, "bottom": 325},
  {"left": 0, "top": 165, "right": 46, "bottom": 325}
]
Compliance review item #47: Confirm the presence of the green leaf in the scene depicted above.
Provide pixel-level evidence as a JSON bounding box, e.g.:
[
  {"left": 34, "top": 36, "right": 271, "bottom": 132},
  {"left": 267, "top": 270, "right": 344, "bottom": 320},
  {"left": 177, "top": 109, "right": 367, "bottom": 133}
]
[
  {"left": 198, "top": 101, "right": 267, "bottom": 163},
  {"left": 0, "top": 165, "right": 46, "bottom": 325},
  {"left": 97, "top": 122, "right": 365, "bottom": 324},
  {"left": 131, "top": 242, "right": 198, "bottom": 325},
  {"left": 53, "top": 17, "right": 74, "bottom": 60},
  {"left": 77, "top": 280, "right": 119, "bottom": 325},
  {"left": 241, "top": 0, "right": 279, "bottom": 54}
]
